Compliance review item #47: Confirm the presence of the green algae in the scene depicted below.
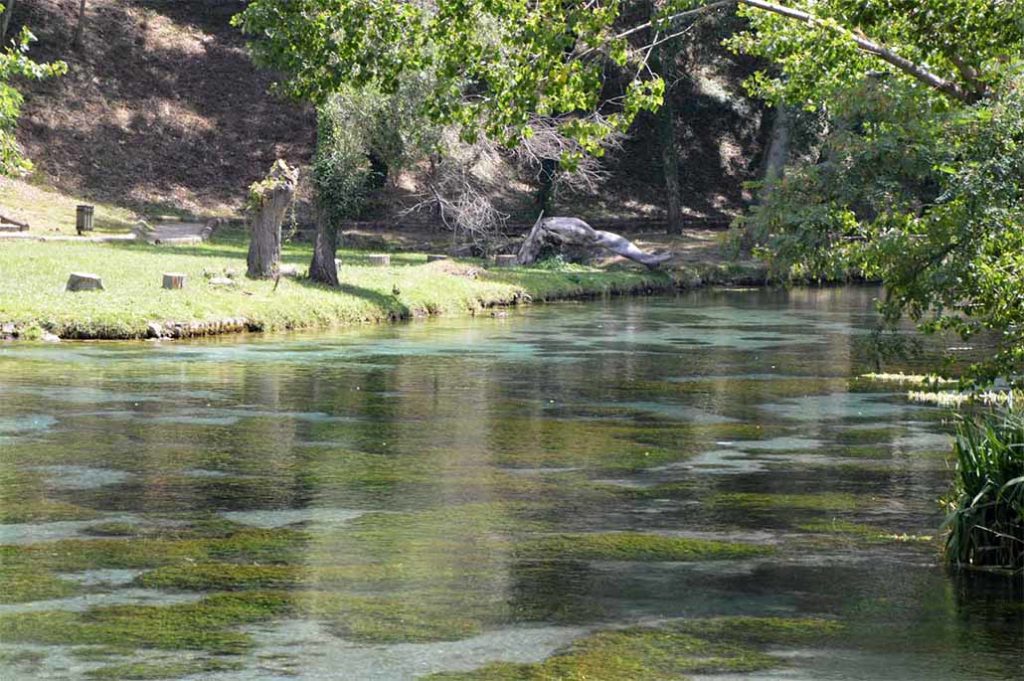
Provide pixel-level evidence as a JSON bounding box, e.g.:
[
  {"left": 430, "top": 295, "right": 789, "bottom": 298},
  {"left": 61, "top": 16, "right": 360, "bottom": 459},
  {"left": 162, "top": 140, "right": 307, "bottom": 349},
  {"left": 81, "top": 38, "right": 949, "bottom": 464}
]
[
  {"left": 136, "top": 563, "right": 300, "bottom": 591},
  {"left": 0, "top": 592, "right": 292, "bottom": 654},
  {"left": 427, "top": 616, "right": 843, "bottom": 680},
  {"left": 84, "top": 658, "right": 243, "bottom": 680},
  {"left": 798, "top": 519, "right": 936, "bottom": 545},
  {"left": 300, "top": 592, "right": 485, "bottom": 643},
  {"left": 711, "top": 491, "right": 862, "bottom": 513},
  {"left": 4, "top": 525, "right": 309, "bottom": 572},
  {"left": 517, "top": 532, "right": 773, "bottom": 562},
  {"left": 0, "top": 561, "right": 80, "bottom": 603}
]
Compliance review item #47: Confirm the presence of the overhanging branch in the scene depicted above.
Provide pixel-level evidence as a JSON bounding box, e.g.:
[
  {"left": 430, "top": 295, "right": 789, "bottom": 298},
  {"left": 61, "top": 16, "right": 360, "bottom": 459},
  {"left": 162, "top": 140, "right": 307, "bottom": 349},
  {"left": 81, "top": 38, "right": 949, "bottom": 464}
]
[{"left": 738, "top": 0, "right": 976, "bottom": 103}]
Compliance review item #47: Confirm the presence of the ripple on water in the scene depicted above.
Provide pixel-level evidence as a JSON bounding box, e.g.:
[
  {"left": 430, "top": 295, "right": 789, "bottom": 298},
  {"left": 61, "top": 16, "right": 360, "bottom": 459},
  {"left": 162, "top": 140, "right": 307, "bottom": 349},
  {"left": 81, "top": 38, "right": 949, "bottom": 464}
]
[
  {"left": 0, "top": 589, "right": 203, "bottom": 616},
  {"left": 0, "top": 516, "right": 140, "bottom": 545},
  {"left": 218, "top": 508, "right": 368, "bottom": 529},
  {"left": 31, "top": 465, "right": 133, "bottom": 490},
  {"left": 221, "top": 621, "right": 590, "bottom": 681}
]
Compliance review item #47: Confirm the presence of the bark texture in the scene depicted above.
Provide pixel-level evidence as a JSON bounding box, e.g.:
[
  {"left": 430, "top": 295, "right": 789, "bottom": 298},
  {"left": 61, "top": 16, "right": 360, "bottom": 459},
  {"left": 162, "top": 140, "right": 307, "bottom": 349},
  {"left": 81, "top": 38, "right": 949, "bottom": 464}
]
[
  {"left": 308, "top": 205, "right": 340, "bottom": 286},
  {"left": 517, "top": 215, "right": 671, "bottom": 269},
  {"left": 246, "top": 160, "right": 298, "bottom": 279}
]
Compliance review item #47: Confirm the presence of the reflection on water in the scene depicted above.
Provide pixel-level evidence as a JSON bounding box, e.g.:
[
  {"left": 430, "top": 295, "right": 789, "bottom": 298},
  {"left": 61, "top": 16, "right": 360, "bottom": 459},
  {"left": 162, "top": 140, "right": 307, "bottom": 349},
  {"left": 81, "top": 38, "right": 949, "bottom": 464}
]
[{"left": 0, "top": 287, "right": 1021, "bottom": 680}]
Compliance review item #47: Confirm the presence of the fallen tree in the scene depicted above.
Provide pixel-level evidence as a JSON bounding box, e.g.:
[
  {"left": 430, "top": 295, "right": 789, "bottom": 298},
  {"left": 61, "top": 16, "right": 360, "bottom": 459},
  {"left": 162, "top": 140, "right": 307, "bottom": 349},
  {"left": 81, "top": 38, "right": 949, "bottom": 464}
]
[{"left": 517, "top": 214, "right": 671, "bottom": 269}]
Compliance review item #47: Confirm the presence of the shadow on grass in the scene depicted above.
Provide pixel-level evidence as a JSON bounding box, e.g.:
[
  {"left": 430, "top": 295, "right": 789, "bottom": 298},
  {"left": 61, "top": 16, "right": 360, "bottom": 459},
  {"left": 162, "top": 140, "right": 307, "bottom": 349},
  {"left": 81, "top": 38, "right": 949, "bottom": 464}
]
[{"left": 292, "top": 276, "right": 412, "bottom": 321}]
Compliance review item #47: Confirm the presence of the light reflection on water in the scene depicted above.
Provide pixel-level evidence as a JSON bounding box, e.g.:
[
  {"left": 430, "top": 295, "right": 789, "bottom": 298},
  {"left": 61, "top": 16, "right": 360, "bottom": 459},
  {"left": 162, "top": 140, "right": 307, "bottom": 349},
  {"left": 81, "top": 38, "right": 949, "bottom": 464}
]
[{"left": 0, "top": 287, "right": 1020, "bottom": 680}]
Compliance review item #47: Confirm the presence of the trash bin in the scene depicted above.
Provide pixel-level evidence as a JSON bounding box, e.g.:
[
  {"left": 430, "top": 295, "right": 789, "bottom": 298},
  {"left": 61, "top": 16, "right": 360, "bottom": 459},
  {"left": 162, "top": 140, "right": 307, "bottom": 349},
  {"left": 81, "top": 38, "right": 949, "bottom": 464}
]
[{"left": 76, "top": 205, "right": 95, "bottom": 235}]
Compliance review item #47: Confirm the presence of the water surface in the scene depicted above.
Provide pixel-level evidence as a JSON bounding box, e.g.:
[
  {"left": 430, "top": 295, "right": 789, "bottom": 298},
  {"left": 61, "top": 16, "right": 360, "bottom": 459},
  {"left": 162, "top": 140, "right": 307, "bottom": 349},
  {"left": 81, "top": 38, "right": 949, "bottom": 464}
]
[{"left": 1, "top": 287, "right": 1020, "bottom": 680}]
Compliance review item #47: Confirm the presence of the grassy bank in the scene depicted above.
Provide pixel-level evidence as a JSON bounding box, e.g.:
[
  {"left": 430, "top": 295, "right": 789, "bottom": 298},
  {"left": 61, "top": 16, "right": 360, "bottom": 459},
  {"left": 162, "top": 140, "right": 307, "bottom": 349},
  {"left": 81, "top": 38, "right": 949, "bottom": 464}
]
[{"left": 0, "top": 231, "right": 677, "bottom": 340}]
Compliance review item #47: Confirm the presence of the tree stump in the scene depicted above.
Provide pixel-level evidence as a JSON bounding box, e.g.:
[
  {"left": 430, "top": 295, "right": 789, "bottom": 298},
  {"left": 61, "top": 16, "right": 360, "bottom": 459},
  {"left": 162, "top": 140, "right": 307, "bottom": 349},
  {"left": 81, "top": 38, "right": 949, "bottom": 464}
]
[
  {"left": 494, "top": 255, "right": 517, "bottom": 268},
  {"left": 246, "top": 160, "right": 298, "bottom": 279},
  {"left": 162, "top": 273, "right": 186, "bottom": 290},
  {"left": 66, "top": 272, "right": 104, "bottom": 292},
  {"left": 368, "top": 254, "right": 391, "bottom": 266},
  {"left": 427, "top": 254, "right": 448, "bottom": 263}
]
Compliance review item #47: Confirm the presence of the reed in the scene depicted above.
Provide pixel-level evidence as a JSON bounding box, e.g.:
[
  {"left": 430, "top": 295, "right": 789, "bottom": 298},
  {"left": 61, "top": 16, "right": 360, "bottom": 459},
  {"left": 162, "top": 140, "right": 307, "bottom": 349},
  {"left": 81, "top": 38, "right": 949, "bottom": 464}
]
[{"left": 944, "top": 407, "right": 1024, "bottom": 573}]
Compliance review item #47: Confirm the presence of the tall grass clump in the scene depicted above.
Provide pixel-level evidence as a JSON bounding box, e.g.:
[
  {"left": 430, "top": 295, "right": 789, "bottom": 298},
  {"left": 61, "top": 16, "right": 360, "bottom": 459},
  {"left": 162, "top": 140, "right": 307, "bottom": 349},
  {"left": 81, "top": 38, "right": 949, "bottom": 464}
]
[{"left": 944, "top": 408, "right": 1024, "bottom": 573}]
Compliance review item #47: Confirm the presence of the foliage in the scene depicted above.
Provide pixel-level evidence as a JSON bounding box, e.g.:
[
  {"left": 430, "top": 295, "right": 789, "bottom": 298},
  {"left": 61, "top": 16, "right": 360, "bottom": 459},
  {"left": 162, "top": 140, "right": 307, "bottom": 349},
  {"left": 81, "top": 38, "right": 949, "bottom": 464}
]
[
  {"left": 232, "top": 0, "right": 667, "bottom": 159},
  {"left": 0, "top": 4, "right": 66, "bottom": 175},
  {"left": 729, "top": 1, "right": 1024, "bottom": 384},
  {"left": 944, "top": 407, "right": 1024, "bottom": 573}
]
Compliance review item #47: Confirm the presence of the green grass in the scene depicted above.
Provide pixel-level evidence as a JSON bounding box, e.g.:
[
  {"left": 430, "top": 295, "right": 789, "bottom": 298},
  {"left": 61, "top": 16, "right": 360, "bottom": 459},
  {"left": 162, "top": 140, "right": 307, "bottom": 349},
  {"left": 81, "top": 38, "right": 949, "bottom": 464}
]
[{"left": 0, "top": 231, "right": 672, "bottom": 339}]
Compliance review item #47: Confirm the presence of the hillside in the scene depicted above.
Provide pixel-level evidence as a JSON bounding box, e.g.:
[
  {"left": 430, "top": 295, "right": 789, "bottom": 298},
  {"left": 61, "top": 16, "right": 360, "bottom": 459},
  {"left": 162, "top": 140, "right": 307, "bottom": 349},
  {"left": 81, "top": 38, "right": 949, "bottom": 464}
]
[
  {"left": 14, "top": 0, "right": 315, "bottom": 218},
  {"left": 11, "top": 0, "right": 768, "bottom": 228}
]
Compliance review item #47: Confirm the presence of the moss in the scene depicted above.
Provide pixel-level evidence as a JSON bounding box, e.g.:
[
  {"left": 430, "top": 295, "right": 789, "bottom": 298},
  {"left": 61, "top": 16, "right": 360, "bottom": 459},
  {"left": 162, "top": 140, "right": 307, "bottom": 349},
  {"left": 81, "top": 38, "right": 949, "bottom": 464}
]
[
  {"left": 0, "top": 497, "right": 100, "bottom": 523},
  {"left": 517, "top": 532, "right": 773, "bottom": 562},
  {"left": 300, "top": 592, "right": 485, "bottom": 644},
  {"left": 0, "top": 592, "right": 292, "bottom": 654},
  {"left": 798, "top": 520, "right": 935, "bottom": 544},
  {"left": 427, "top": 616, "right": 843, "bottom": 680},
  {"left": 711, "top": 491, "right": 862, "bottom": 513},
  {"left": 4, "top": 525, "right": 309, "bottom": 573},
  {"left": 0, "top": 562, "right": 80, "bottom": 603},
  {"left": 0, "top": 649, "right": 46, "bottom": 667},
  {"left": 427, "top": 627, "right": 777, "bottom": 680},
  {"left": 84, "top": 658, "right": 243, "bottom": 679},
  {"left": 85, "top": 522, "right": 140, "bottom": 537},
  {"left": 136, "top": 563, "right": 300, "bottom": 591}
]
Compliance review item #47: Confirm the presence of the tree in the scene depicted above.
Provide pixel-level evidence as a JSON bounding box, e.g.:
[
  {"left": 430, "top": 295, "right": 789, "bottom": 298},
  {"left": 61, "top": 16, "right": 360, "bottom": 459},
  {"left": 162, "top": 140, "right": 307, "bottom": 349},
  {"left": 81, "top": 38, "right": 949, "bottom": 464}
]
[
  {"left": 728, "top": 0, "right": 1024, "bottom": 383},
  {"left": 246, "top": 160, "right": 299, "bottom": 279},
  {"left": 74, "top": 0, "right": 87, "bottom": 51},
  {"left": 0, "top": 3, "right": 66, "bottom": 176}
]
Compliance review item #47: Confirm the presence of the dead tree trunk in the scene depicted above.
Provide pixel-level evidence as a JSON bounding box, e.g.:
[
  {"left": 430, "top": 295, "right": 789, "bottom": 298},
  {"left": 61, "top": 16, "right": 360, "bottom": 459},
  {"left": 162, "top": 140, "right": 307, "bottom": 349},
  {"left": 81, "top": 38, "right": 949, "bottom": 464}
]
[
  {"left": 246, "top": 160, "right": 298, "bottom": 279},
  {"left": 517, "top": 215, "right": 671, "bottom": 269}
]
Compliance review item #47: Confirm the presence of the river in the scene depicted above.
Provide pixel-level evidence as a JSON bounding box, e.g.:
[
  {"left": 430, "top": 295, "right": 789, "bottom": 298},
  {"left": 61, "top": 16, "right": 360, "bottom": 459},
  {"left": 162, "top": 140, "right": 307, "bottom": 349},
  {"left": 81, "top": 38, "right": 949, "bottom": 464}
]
[{"left": 1, "top": 287, "right": 1020, "bottom": 679}]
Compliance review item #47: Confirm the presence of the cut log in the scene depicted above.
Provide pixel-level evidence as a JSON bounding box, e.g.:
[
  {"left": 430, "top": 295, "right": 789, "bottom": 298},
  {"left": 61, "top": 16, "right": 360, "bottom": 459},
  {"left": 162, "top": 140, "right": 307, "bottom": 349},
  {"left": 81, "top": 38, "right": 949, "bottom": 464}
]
[
  {"left": 427, "top": 254, "right": 448, "bottom": 263},
  {"left": 368, "top": 254, "right": 391, "bottom": 266},
  {"left": 494, "top": 254, "right": 517, "bottom": 267},
  {"left": 162, "top": 273, "right": 186, "bottom": 290},
  {"left": 278, "top": 264, "right": 301, "bottom": 278},
  {"left": 517, "top": 214, "right": 671, "bottom": 269},
  {"left": 208, "top": 277, "right": 237, "bottom": 288},
  {"left": 66, "top": 272, "right": 104, "bottom": 292},
  {"left": 246, "top": 160, "right": 298, "bottom": 279}
]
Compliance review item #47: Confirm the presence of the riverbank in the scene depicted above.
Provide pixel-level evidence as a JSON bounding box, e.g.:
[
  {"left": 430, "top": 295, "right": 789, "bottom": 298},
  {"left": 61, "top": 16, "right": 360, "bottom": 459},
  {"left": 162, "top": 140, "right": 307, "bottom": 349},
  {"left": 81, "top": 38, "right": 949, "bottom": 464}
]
[{"left": 0, "top": 231, "right": 767, "bottom": 341}]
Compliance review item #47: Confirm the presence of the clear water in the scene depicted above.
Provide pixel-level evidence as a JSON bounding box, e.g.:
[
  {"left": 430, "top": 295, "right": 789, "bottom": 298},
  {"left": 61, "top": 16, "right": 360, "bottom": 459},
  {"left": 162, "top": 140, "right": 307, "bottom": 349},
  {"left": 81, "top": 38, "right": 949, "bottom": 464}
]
[{"left": 0, "top": 287, "right": 1021, "bottom": 680}]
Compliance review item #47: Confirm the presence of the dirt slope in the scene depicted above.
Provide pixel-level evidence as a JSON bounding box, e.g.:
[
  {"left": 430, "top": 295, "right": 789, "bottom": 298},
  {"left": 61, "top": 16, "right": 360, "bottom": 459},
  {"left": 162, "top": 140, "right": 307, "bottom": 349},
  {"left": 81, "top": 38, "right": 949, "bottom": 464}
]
[{"left": 15, "top": 0, "right": 314, "bottom": 217}]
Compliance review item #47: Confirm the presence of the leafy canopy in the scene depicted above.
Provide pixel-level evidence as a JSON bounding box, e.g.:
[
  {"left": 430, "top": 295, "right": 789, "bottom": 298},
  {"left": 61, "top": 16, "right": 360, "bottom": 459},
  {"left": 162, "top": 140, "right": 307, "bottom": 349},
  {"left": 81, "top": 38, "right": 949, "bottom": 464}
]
[{"left": 732, "top": 1, "right": 1024, "bottom": 384}]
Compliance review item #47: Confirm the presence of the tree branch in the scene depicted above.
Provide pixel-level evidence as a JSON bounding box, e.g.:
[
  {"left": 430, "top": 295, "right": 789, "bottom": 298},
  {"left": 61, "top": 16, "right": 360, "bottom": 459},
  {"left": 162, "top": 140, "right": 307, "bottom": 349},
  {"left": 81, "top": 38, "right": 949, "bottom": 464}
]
[{"left": 738, "top": 0, "right": 976, "bottom": 103}]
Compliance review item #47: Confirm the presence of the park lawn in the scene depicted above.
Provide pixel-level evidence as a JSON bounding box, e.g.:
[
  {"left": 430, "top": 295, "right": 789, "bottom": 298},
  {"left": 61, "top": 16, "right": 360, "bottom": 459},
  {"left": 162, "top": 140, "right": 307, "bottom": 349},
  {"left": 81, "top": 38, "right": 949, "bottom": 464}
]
[{"left": 0, "top": 231, "right": 672, "bottom": 339}]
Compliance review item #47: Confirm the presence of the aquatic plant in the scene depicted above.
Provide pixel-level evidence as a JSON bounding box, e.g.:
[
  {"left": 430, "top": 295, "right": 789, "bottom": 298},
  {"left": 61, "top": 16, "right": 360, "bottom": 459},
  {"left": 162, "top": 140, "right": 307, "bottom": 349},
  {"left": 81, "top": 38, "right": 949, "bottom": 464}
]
[{"left": 944, "top": 408, "right": 1024, "bottom": 572}]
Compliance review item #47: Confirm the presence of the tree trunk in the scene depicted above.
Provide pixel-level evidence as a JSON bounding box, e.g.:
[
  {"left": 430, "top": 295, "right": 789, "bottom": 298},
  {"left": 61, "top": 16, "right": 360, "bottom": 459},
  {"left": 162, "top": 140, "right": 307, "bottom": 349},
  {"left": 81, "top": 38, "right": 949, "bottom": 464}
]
[
  {"left": 246, "top": 160, "right": 298, "bottom": 279},
  {"left": 650, "top": 8, "right": 683, "bottom": 235},
  {"left": 0, "top": 0, "right": 16, "bottom": 42},
  {"left": 308, "top": 206, "right": 340, "bottom": 286},
  {"left": 517, "top": 215, "right": 671, "bottom": 269},
  {"left": 73, "top": 0, "right": 86, "bottom": 50},
  {"left": 760, "top": 103, "right": 791, "bottom": 188}
]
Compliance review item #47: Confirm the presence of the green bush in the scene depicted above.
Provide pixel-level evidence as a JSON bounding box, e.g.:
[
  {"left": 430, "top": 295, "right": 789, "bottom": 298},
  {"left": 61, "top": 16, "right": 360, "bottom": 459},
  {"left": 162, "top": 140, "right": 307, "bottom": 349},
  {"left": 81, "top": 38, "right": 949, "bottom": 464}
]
[{"left": 944, "top": 408, "right": 1024, "bottom": 572}]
